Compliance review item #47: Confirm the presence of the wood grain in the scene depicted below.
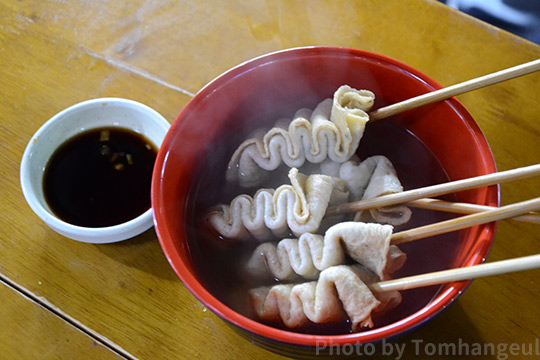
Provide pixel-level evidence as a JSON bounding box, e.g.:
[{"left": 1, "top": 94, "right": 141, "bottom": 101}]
[
  {"left": 0, "top": 281, "right": 124, "bottom": 360},
  {"left": 1, "top": 0, "right": 540, "bottom": 359}
]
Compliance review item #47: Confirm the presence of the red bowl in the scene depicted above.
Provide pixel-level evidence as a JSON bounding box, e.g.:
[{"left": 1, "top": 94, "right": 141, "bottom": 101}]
[{"left": 152, "top": 47, "right": 498, "bottom": 357}]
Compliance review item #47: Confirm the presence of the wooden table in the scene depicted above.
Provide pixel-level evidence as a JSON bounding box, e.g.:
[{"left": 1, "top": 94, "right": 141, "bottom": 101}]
[{"left": 2, "top": 1, "right": 540, "bottom": 359}]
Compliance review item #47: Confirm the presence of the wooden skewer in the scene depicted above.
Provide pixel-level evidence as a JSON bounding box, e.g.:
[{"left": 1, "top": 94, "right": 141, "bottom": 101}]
[
  {"left": 370, "top": 254, "right": 540, "bottom": 293},
  {"left": 390, "top": 197, "right": 540, "bottom": 245},
  {"left": 369, "top": 58, "right": 540, "bottom": 121},
  {"left": 325, "top": 163, "right": 540, "bottom": 217},
  {"left": 407, "top": 198, "right": 540, "bottom": 224}
]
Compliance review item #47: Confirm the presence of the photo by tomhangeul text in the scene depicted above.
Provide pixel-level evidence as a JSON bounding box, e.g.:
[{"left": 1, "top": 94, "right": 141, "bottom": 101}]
[{"left": 316, "top": 338, "right": 540, "bottom": 359}]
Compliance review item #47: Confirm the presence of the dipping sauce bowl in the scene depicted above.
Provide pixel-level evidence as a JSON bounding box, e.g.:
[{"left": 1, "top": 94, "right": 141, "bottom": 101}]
[{"left": 20, "top": 98, "right": 170, "bottom": 243}]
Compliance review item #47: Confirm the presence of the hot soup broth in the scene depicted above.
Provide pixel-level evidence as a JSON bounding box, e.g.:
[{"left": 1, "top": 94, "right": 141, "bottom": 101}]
[{"left": 185, "top": 110, "right": 460, "bottom": 335}]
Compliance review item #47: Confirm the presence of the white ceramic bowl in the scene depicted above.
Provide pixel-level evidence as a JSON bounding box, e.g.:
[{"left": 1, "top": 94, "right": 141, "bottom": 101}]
[{"left": 20, "top": 98, "right": 171, "bottom": 243}]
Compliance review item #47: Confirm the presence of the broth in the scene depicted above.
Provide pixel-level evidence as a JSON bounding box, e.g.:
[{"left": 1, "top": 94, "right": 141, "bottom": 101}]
[{"left": 186, "top": 117, "right": 460, "bottom": 335}]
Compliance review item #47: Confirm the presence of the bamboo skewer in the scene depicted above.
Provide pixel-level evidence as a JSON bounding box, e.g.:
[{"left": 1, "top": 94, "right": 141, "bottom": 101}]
[
  {"left": 390, "top": 197, "right": 540, "bottom": 245},
  {"left": 325, "top": 163, "right": 540, "bottom": 217},
  {"left": 370, "top": 254, "right": 540, "bottom": 293},
  {"left": 360, "top": 62, "right": 540, "bottom": 296},
  {"left": 369, "top": 58, "right": 540, "bottom": 121},
  {"left": 407, "top": 198, "right": 540, "bottom": 224}
]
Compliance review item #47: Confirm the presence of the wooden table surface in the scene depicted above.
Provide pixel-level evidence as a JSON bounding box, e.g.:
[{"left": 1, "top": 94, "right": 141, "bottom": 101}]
[{"left": 2, "top": 1, "right": 540, "bottom": 359}]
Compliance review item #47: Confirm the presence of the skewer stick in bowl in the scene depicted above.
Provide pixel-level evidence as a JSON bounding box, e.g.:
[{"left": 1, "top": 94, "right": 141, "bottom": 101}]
[
  {"left": 325, "top": 163, "right": 540, "bottom": 217},
  {"left": 370, "top": 254, "right": 540, "bottom": 293},
  {"left": 390, "top": 197, "right": 540, "bottom": 245},
  {"left": 369, "top": 58, "right": 540, "bottom": 121},
  {"left": 407, "top": 198, "right": 540, "bottom": 224}
]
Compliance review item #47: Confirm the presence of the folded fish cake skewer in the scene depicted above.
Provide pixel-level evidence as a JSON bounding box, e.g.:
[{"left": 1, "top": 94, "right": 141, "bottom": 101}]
[{"left": 245, "top": 221, "right": 406, "bottom": 281}]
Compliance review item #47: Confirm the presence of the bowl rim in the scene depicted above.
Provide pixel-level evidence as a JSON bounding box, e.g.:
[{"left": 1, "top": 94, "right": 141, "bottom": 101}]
[
  {"left": 152, "top": 46, "right": 499, "bottom": 346},
  {"left": 20, "top": 97, "right": 171, "bottom": 244}
]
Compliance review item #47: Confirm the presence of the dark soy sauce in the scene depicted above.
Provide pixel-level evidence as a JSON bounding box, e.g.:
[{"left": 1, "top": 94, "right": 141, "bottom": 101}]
[
  {"left": 43, "top": 127, "right": 158, "bottom": 228},
  {"left": 186, "top": 117, "right": 461, "bottom": 335}
]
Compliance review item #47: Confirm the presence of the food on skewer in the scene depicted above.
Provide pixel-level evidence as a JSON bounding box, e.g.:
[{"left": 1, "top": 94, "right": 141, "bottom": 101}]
[
  {"left": 208, "top": 155, "right": 411, "bottom": 241},
  {"left": 226, "top": 85, "right": 375, "bottom": 187},
  {"left": 206, "top": 168, "right": 349, "bottom": 241},
  {"left": 245, "top": 221, "right": 406, "bottom": 281},
  {"left": 196, "top": 85, "right": 436, "bottom": 334},
  {"left": 319, "top": 155, "right": 412, "bottom": 226},
  {"left": 249, "top": 264, "right": 401, "bottom": 331}
]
